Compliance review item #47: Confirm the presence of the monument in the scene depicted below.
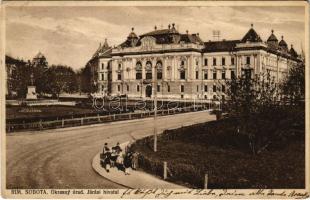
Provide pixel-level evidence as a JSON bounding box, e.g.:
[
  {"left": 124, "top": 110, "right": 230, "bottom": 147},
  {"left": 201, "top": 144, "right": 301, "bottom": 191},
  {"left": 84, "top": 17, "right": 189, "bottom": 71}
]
[{"left": 26, "top": 73, "right": 37, "bottom": 100}]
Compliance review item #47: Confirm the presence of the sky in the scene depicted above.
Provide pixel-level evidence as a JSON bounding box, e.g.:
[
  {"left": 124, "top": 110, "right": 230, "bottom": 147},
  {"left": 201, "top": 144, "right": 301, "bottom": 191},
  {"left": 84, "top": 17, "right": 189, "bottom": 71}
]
[{"left": 5, "top": 6, "right": 305, "bottom": 70}]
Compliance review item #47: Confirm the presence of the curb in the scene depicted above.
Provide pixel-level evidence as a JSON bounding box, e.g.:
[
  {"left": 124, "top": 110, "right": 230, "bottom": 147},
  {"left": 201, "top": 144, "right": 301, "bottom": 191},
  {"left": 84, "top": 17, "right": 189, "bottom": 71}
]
[
  {"left": 91, "top": 142, "right": 186, "bottom": 189},
  {"left": 11, "top": 110, "right": 211, "bottom": 135}
]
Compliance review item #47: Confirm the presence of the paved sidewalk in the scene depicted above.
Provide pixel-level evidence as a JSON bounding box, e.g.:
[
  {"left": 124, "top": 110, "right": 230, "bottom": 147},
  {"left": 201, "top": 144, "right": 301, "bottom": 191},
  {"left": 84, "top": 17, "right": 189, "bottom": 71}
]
[{"left": 92, "top": 152, "right": 186, "bottom": 189}]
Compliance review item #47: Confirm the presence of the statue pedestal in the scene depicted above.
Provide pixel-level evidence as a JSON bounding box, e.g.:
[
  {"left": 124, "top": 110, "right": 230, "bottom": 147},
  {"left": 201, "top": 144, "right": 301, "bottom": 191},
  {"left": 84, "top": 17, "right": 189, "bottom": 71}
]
[{"left": 26, "top": 86, "right": 37, "bottom": 100}]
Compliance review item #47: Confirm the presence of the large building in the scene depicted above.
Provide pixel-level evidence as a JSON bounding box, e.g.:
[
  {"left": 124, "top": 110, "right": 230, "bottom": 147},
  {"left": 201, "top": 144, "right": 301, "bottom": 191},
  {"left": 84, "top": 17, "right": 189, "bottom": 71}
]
[{"left": 87, "top": 24, "right": 301, "bottom": 100}]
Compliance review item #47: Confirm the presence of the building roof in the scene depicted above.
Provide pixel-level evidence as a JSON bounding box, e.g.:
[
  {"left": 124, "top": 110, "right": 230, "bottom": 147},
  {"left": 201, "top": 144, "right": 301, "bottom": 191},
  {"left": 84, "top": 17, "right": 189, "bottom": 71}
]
[
  {"left": 289, "top": 45, "right": 298, "bottom": 58},
  {"left": 203, "top": 40, "right": 240, "bottom": 52},
  {"left": 128, "top": 27, "right": 138, "bottom": 39},
  {"left": 241, "top": 24, "right": 262, "bottom": 43},
  {"left": 140, "top": 27, "right": 179, "bottom": 37},
  {"left": 279, "top": 36, "right": 288, "bottom": 48},
  {"left": 91, "top": 39, "right": 112, "bottom": 60},
  {"left": 267, "top": 30, "right": 278, "bottom": 42},
  {"left": 119, "top": 24, "right": 204, "bottom": 48},
  {"left": 5, "top": 55, "right": 26, "bottom": 65}
]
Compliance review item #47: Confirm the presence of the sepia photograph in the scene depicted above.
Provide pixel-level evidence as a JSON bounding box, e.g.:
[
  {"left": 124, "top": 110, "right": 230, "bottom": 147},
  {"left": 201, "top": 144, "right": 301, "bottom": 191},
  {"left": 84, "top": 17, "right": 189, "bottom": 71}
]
[{"left": 1, "top": 1, "right": 309, "bottom": 199}]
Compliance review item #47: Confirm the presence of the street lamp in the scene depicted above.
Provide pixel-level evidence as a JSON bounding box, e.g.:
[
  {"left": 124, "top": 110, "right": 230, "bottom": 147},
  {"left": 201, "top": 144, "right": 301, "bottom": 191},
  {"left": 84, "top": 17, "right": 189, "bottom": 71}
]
[{"left": 153, "top": 62, "right": 158, "bottom": 152}]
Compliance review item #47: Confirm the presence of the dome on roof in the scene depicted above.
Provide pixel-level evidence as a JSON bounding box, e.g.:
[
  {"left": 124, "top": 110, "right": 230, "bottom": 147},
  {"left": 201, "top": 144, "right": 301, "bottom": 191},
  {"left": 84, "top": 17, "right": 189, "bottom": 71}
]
[
  {"left": 279, "top": 36, "right": 288, "bottom": 47},
  {"left": 279, "top": 36, "right": 288, "bottom": 51},
  {"left": 267, "top": 30, "right": 278, "bottom": 42},
  {"left": 289, "top": 44, "right": 298, "bottom": 57},
  {"left": 241, "top": 24, "right": 262, "bottom": 43}
]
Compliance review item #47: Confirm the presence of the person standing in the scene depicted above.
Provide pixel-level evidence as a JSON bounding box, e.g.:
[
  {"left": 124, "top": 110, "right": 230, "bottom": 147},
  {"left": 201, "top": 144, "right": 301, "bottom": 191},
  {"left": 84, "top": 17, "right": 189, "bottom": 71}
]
[
  {"left": 123, "top": 152, "right": 132, "bottom": 175},
  {"left": 131, "top": 152, "right": 139, "bottom": 170}
]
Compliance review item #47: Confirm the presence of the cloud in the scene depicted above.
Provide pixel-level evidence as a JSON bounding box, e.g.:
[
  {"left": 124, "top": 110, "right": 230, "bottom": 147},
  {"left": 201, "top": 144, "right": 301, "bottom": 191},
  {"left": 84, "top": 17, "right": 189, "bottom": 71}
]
[{"left": 5, "top": 6, "right": 305, "bottom": 70}]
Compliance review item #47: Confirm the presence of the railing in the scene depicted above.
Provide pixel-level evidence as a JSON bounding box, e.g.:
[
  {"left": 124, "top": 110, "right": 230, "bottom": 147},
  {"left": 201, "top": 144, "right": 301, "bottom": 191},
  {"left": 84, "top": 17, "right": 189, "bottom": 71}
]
[{"left": 6, "top": 105, "right": 207, "bottom": 133}]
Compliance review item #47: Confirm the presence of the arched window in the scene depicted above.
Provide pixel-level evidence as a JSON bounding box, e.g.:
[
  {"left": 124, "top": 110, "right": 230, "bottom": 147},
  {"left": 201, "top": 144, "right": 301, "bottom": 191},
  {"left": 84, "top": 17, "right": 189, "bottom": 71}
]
[
  {"left": 181, "top": 60, "right": 185, "bottom": 66},
  {"left": 135, "top": 61, "right": 142, "bottom": 80},
  {"left": 156, "top": 61, "right": 162, "bottom": 80},
  {"left": 145, "top": 61, "right": 152, "bottom": 80}
]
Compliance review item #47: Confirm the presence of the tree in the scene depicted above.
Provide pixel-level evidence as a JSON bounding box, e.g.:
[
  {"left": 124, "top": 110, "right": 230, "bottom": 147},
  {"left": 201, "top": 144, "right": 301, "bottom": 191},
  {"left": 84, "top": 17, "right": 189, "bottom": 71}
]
[
  {"left": 45, "top": 65, "right": 78, "bottom": 98},
  {"left": 225, "top": 70, "right": 279, "bottom": 155},
  {"left": 10, "top": 60, "right": 32, "bottom": 98},
  {"left": 77, "top": 65, "right": 98, "bottom": 94},
  {"left": 280, "top": 62, "right": 305, "bottom": 105}
]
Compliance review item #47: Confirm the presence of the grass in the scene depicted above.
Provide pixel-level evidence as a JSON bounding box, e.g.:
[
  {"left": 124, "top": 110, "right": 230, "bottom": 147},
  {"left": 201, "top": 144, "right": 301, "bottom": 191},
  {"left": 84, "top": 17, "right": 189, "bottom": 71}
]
[
  {"left": 134, "top": 139, "right": 304, "bottom": 189},
  {"left": 6, "top": 106, "right": 100, "bottom": 121},
  {"left": 132, "top": 109, "right": 305, "bottom": 189}
]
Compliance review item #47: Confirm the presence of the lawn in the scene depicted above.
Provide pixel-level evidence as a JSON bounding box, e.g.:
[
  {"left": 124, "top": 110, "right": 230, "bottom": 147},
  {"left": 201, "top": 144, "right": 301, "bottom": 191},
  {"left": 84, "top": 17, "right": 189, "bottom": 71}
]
[
  {"left": 6, "top": 106, "right": 101, "bottom": 121},
  {"left": 131, "top": 108, "right": 305, "bottom": 189}
]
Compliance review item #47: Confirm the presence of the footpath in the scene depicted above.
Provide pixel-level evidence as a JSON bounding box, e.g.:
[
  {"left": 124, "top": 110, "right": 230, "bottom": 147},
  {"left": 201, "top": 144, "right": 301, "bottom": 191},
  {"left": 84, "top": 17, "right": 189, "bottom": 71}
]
[
  {"left": 92, "top": 152, "right": 186, "bottom": 189},
  {"left": 91, "top": 110, "right": 216, "bottom": 188}
]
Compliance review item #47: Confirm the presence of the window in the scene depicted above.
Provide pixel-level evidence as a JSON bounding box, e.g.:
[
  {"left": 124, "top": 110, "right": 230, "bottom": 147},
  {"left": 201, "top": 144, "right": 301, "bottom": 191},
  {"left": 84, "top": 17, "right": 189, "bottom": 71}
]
[
  {"left": 246, "top": 56, "right": 251, "bottom": 65},
  {"left": 213, "top": 58, "right": 217, "bottom": 66},
  {"left": 117, "top": 73, "right": 122, "bottom": 80},
  {"left": 181, "top": 85, "right": 184, "bottom": 93},
  {"left": 222, "top": 57, "right": 226, "bottom": 66},
  {"left": 181, "top": 94, "right": 184, "bottom": 99},
  {"left": 213, "top": 85, "right": 217, "bottom": 92},
  {"left": 118, "top": 63, "right": 122, "bottom": 69},
  {"left": 231, "top": 57, "right": 235, "bottom": 65},
  {"left": 127, "top": 85, "right": 129, "bottom": 92},
  {"left": 231, "top": 70, "right": 236, "bottom": 79},
  {"left": 204, "top": 58, "right": 208, "bottom": 66},
  {"left": 101, "top": 73, "right": 104, "bottom": 81},
  {"left": 146, "top": 72, "right": 152, "bottom": 80},
  {"left": 243, "top": 69, "right": 252, "bottom": 79},
  {"left": 146, "top": 61, "right": 152, "bottom": 79},
  {"left": 157, "top": 85, "right": 160, "bottom": 92},
  {"left": 157, "top": 72, "right": 162, "bottom": 80},
  {"left": 181, "top": 60, "right": 185, "bottom": 66},
  {"left": 204, "top": 71, "right": 208, "bottom": 80},
  {"left": 136, "top": 72, "right": 142, "bottom": 80},
  {"left": 197, "top": 85, "right": 199, "bottom": 92},
  {"left": 196, "top": 71, "right": 199, "bottom": 79},
  {"left": 222, "top": 85, "right": 225, "bottom": 92},
  {"left": 137, "top": 85, "right": 140, "bottom": 92},
  {"left": 180, "top": 71, "right": 185, "bottom": 80},
  {"left": 196, "top": 60, "right": 199, "bottom": 65},
  {"left": 167, "top": 85, "right": 170, "bottom": 92},
  {"left": 156, "top": 61, "right": 163, "bottom": 80},
  {"left": 222, "top": 71, "right": 226, "bottom": 79},
  {"left": 204, "top": 85, "right": 208, "bottom": 92},
  {"left": 213, "top": 71, "right": 217, "bottom": 80},
  {"left": 117, "top": 85, "right": 121, "bottom": 92},
  {"left": 101, "top": 63, "right": 104, "bottom": 70}
]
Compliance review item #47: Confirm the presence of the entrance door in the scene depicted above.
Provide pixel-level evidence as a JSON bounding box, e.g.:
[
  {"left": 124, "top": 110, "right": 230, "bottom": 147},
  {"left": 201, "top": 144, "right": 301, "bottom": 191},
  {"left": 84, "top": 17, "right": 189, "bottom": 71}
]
[{"left": 145, "top": 85, "right": 152, "bottom": 97}]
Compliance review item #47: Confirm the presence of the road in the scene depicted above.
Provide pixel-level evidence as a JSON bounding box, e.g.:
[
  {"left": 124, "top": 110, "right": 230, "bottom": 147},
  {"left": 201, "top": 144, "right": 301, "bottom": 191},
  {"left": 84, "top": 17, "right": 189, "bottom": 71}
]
[{"left": 6, "top": 111, "right": 215, "bottom": 189}]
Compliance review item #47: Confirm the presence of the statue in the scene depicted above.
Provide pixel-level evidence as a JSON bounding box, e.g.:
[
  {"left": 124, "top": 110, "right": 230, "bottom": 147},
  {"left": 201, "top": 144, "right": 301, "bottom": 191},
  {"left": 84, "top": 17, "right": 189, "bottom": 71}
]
[{"left": 26, "top": 72, "right": 37, "bottom": 100}]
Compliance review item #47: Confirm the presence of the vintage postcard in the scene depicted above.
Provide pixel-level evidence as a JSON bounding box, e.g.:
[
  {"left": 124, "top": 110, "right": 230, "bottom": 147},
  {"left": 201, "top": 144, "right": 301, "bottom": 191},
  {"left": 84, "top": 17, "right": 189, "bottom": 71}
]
[{"left": 1, "top": 1, "right": 309, "bottom": 199}]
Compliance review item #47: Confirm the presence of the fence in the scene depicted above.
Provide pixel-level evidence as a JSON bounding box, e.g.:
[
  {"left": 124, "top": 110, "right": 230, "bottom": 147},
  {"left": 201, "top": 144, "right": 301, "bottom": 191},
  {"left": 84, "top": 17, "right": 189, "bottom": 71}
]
[
  {"left": 131, "top": 133, "right": 209, "bottom": 189},
  {"left": 6, "top": 105, "right": 207, "bottom": 133}
]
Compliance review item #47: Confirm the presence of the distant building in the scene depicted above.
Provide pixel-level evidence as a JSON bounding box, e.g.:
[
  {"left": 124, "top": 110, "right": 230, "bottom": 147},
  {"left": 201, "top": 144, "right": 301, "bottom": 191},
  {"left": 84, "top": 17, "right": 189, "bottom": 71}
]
[
  {"left": 87, "top": 23, "right": 302, "bottom": 100},
  {"left": 32, "top": 52, "right": 48, "bottom": 68}
]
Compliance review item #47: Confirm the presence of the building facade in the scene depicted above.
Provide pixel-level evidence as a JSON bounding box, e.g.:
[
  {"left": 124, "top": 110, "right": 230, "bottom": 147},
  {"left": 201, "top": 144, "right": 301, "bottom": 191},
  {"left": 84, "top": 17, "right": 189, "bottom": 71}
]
[{"left": 87, "top": 24, "right": 301, "bottom": 100}]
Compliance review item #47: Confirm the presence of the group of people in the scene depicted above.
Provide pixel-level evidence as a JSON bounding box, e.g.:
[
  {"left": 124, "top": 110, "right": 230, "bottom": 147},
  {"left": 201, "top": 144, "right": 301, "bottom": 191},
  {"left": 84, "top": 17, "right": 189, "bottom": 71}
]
[{"left": 100, "top": 142, "right": 138, "bottom": 175}]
